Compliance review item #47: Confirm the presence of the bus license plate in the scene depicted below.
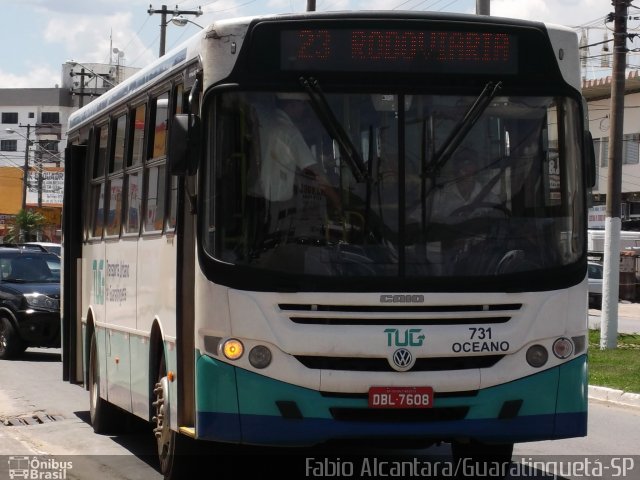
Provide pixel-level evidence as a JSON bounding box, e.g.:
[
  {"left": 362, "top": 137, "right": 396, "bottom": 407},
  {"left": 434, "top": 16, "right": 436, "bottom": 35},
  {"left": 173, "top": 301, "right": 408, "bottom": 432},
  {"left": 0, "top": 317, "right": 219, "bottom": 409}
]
[{"left": 368, "top": 386, "right": 433, "bottom": 409}]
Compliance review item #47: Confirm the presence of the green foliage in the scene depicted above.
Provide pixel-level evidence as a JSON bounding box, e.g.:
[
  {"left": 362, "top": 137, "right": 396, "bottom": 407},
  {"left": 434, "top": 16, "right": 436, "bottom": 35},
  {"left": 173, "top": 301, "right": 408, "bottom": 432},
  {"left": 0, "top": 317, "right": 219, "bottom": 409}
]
[
  {"left": 589, "top": 330, "right": 640, "bottom": 393},
  {"left": 4, "top": 209, "right": 46, "bottom": 243}
]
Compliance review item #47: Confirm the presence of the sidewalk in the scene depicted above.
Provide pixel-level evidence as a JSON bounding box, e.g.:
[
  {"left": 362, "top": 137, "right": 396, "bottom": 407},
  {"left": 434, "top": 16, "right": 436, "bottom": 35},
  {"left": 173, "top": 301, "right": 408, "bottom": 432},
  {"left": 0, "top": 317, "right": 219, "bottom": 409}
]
[
  {"left": 589, "top": 385, "right": 640, "bottom": 409},
  {"left": 588, "top": 301, "right": 640, "bottom": 410}
]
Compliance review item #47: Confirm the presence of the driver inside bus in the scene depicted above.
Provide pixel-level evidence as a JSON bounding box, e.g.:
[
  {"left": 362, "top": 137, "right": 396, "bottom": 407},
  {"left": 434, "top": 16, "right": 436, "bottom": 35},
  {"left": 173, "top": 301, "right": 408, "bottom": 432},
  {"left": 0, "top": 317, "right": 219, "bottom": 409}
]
[{"left": 247, "top": 93, "right": 340, "bottom": 254}]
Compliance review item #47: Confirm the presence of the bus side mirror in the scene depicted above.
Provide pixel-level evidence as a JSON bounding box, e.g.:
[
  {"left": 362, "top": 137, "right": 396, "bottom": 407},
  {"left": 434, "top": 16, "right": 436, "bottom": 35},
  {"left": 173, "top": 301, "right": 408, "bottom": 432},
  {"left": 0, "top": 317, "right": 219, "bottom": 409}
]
[
  {"left": 584, "top": 130, "right": 596, "bottom": 188},
  {"left": 168, "top": 113, "right": 201, "bottom": 176}
]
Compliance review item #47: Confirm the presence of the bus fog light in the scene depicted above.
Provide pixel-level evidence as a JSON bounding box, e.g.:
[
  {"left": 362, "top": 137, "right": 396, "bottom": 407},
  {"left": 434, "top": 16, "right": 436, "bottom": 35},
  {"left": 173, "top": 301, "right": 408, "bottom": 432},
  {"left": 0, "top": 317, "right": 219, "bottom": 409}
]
[
  {"left": 526, "top": 345, "right": 548, "bottom": 368},
  {"left": 222, "top": 339, "right": 244, "bottom": 360},
  {"left": 553, "top": 337, "right": 574, "bottom": 359},
  {"left": 249, "top": 345, "right": 272, "bottom": 369}
]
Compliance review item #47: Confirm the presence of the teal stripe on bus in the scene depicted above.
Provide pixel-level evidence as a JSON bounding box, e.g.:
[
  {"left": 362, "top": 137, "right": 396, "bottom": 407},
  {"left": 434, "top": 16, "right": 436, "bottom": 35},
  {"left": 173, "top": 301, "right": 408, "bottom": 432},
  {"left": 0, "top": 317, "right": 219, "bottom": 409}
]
[{"left": 195, "top": 353, "right": 587, "bottom": 420}]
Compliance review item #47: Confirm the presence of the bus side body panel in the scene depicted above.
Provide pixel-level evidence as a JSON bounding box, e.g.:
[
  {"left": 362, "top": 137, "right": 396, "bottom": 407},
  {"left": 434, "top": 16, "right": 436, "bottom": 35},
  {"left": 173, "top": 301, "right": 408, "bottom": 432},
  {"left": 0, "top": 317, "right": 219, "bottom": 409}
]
[
  {"left": 137, "top": 234, "right": 178, "bottom": 426},
  {"left": 82, "top": 234, "right": 177, "bottom": 419},
  {"left": 103, "top": 239, "right": 137, "bottom": 412}
]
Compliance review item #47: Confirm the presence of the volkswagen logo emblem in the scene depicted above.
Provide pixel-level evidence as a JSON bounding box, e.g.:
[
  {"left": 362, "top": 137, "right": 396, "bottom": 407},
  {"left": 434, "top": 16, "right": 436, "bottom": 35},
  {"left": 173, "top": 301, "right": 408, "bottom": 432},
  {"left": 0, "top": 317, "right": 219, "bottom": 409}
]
[{"left": 390, "top": 348, "right": 415, "bottom": 372}]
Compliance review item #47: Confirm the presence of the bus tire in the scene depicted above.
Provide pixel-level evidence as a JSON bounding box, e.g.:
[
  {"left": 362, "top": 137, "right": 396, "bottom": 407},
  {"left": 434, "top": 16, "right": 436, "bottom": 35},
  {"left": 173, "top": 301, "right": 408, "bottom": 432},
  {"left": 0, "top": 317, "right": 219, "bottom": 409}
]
[
  {"left": 89, "top": 333, "right": 125, "bottom": 434},
  {"left": 153, "top": 354, "right": 197, "bottom": 480},
  {"left": 451, "top": 441, "right": 513, "bottom": 479},
  {"left": 0, "top": 316, "right": 26, "bottom": 359}
]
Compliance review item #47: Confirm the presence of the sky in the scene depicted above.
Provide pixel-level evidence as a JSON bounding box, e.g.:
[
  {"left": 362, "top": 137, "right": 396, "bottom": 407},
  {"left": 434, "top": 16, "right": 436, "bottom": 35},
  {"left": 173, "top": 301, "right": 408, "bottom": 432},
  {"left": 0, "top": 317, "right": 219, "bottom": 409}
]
[{"left": 0, "top": 0, "right": 631, "bottom": 88}]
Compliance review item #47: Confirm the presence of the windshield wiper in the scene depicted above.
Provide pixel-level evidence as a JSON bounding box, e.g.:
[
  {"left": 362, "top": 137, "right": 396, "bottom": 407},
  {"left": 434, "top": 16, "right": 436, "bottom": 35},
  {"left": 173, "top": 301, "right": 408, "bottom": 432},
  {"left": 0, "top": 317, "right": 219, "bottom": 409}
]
[
  {"left": 428, "top": 81, "right": 502, "bottom": 175},
  {"left": 300, "top": 76, "right": 368, "bottom": 182}
]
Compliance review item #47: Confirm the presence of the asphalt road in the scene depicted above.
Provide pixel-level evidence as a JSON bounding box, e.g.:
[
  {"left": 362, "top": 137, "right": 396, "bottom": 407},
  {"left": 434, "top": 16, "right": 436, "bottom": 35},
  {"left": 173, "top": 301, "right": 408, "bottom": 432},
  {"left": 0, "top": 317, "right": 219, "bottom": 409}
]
[{"left": 1, "top": 348, "right": 639, "bottom": 480}]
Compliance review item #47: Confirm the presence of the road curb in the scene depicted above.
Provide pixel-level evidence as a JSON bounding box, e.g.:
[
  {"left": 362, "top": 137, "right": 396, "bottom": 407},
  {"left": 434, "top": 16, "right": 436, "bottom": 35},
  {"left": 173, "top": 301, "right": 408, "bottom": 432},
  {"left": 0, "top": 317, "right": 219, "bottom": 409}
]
[{"left": 589, "top": 385, "right": 640, "bottom": 409}]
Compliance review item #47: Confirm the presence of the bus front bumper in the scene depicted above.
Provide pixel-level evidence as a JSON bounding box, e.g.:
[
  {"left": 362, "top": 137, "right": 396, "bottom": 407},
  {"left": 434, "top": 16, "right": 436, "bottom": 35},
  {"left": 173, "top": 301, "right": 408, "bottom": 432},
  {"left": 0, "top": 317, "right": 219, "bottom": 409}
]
[{"left": 195, "top": 353, "right": 587, "bottom": 445}]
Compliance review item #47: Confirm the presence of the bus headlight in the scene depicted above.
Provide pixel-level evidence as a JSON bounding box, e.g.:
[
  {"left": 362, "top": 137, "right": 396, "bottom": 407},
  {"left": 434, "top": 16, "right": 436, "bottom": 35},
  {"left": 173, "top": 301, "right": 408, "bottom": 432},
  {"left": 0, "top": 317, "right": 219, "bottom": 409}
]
[
  {"left": 222, "top": 339, "right": 244, "bottom": 360},
  {"left": 249, "top": 345, "right": 272, "bottom": 369},
  {"left": 526, "top": 344, "right": 548, "bottom": 368},
  {"left": 552, "top": 337, "right": 574, "bottom": 359}
]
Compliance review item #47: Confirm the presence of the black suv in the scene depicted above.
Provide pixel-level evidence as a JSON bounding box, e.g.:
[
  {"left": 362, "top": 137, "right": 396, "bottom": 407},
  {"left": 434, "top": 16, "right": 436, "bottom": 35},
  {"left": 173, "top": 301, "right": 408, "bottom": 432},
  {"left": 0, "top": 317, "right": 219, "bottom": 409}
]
[{"left": 0, "top": 246, "right": 60, "bottom": 359}]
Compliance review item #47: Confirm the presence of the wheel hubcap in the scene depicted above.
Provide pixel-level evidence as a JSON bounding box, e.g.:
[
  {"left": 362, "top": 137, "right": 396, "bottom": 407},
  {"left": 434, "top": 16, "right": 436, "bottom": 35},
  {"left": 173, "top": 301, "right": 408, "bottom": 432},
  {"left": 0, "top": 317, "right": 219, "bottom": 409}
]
[{"left": 153, "top": 376, "right": 171, "bottom": 459}]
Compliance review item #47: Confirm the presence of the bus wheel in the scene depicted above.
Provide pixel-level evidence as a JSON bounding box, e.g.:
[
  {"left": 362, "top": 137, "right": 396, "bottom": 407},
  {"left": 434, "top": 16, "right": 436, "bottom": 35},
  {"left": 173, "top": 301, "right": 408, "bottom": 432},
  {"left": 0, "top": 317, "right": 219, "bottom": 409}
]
[
  {"left": 451, "top": 441, "right": 513, "bottom": 479},
  {"left": 0, "top": 317, "right": 25, "bottom": 359},
  {"left": 153, "top": 355, "right": 193, "bottom": 480},
  {"left": 89, "top": 333, "right": 124, "bottom": 433}
]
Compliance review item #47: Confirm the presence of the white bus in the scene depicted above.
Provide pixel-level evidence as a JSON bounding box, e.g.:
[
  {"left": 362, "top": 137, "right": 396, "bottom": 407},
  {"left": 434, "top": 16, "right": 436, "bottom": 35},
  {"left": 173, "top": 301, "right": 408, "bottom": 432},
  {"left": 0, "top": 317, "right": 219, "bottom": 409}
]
[{"left": 62, "top": 11, "right": 594, "bottom": 479}]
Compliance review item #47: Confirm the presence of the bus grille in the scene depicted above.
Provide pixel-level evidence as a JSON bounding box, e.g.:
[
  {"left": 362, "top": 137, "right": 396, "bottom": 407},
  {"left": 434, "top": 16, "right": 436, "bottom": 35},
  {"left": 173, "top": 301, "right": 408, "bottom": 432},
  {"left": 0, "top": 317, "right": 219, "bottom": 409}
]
[
  {"left": 280, "top": 303, "right": 521, "bottom": 325},
  {"left": 294, "top": 355, "right": 504, "bottom": 371}
]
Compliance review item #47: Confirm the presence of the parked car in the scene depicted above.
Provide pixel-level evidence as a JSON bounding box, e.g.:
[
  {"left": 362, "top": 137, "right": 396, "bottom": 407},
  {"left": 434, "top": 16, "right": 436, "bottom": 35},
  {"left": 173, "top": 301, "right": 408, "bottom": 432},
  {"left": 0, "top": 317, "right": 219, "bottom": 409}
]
[
  {"left": 588, "top": 261, "right": 603, "bottom": 309},
  {"left": 0, "top": 246, "right": 60, "bottom": 359},
  {"left": 22, "top": 242, "right": 61, "bottom": 256}
]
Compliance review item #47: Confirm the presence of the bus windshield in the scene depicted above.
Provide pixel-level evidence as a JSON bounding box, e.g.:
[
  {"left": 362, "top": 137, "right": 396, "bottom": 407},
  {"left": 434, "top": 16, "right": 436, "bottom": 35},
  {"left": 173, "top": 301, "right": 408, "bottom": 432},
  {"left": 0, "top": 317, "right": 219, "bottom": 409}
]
[{"left": 205, "top": 90, "right": 584, "bottom": 279}]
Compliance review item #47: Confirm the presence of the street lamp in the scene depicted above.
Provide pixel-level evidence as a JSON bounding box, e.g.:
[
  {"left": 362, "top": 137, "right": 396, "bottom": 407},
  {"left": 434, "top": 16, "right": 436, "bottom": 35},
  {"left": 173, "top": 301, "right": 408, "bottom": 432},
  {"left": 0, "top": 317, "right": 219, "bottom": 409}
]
[
  {"left": 170, "top": 15, "right": 204, "bottom": 29},
  {"left": 112, "top": 48, "right": 125, "bottom": 85},
  {"left": 5, "top": 126, "right": 32, "bottom": 210}
]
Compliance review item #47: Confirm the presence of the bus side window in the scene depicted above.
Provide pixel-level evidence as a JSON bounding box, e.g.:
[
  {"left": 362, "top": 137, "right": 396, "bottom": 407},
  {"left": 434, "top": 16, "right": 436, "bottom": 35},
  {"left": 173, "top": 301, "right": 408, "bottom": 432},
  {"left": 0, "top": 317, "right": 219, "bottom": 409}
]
[
  {"left": 151, "top": 92, "right": 169, "bottom": 159},
  {"left": 124, "top": 103, "right": 146, "bottom": 235},
  {"left": 105, "top": 113, "right": 127, "bottom": 237},
  {"left": 144, "top": 165, "right": 167, "bottom": 232},
  {"left": 144, "top": 92, "right": 169, "bottom": 233},
  {"left": 90, "top": 123, "right": 109, "bottom": 239}
]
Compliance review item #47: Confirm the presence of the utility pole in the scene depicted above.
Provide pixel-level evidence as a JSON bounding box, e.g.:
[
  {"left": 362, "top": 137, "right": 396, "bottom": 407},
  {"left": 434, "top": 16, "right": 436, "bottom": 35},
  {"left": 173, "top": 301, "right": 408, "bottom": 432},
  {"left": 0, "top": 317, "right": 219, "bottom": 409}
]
[
  {"left": 69, "top": 63, "right": 114, "bottom": 107},
  {"left": 21, "top": 124, "right": 31, "bottom": 211},
  {"left": 79, "top": 68, "right": 86, "bottom": 108},
  {"left": 476, "top": 0, "right": 490, "bottom": 15},
  {"left": 307, "top": 0, "right": 316, "bottom": 11},
  {"left": 601, "top": 0, "right": 631, "bottom": 350},
  {"left": 36, "top": 144, "right": 43, "bottom": 208},
  {"left": 148, "top": 4, "right": 203, "bottom": 57}
]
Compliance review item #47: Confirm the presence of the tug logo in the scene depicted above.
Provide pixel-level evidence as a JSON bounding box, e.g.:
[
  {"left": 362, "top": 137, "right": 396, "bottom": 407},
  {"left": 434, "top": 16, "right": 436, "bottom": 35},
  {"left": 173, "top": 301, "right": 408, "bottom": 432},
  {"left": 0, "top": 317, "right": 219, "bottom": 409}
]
[
  {"left": 92, "top": 259, "right": 104, "bottom": 305},
  {"left": 385, "top": 328, "right": 425, "bottom": 347}
]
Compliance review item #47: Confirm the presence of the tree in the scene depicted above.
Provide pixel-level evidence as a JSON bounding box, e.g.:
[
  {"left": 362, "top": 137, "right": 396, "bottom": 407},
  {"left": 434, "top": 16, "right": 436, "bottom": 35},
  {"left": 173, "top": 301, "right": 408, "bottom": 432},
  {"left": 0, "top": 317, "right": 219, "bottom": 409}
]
[{"left": 4, "top": 209, "right": 46, "bottom": 243}]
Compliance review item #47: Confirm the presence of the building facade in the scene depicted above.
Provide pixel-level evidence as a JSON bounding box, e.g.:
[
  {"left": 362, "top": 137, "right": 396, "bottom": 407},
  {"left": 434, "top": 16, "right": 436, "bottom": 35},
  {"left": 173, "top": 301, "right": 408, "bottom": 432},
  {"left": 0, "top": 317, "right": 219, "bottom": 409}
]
[
  {"left": 584, "top": 71, "right": 640, "bottom": 228},
  {"left": 0, "top": 88, "right": 74, "bottom": 241},
  {"left": 0, "top": 63, "right": 139, "bottom": 242}
]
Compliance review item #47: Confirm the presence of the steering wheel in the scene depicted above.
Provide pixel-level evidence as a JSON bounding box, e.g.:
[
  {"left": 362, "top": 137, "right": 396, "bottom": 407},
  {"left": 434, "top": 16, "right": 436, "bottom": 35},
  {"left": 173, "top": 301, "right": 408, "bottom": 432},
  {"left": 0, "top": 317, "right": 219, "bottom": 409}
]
[{"left": 494, "top": 249, "right": 542, "bottom": 274}]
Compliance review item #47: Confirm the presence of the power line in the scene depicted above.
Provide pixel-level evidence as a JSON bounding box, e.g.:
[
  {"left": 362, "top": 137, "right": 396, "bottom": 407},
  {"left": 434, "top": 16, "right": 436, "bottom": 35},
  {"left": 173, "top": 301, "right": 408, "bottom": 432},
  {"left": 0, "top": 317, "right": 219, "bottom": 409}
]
[{"left": 392, "top": 0, "right": 420, "bottom": 9}]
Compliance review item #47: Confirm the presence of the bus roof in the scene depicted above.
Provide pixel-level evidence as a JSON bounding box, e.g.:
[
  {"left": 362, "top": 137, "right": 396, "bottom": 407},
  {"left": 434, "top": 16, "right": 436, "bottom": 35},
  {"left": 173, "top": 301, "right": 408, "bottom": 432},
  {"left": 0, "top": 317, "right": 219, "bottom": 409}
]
[
  {"left": 67, "top": 34, "right": 201, "bottom": 131},
  {"left": 67, "top": 10, "right": 573, "bottom": 132}
]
